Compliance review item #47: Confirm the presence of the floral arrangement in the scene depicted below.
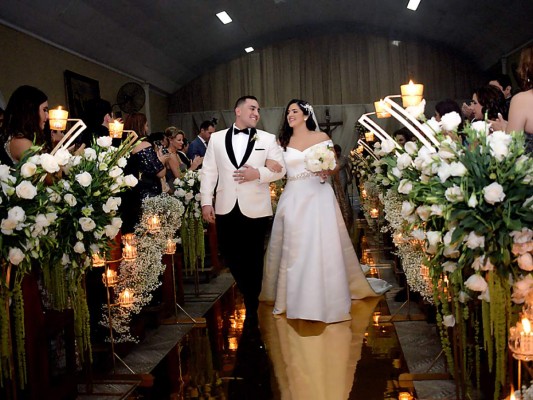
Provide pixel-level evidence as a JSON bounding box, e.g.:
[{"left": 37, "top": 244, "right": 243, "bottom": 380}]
[
  {"left": 0, "top": 146, "right": 60, "bottom": 386},
  {"left": 373, "top": 115, "right": 532, "bottom": 398},
  {"left": 44, "top": 136, "right": 137, "bottom": 358},
  {"left": 0, "top": 135, "right": 138, "bottom": 387},
  {"left": 101, "top": 193, "right": 184, "bottom": 342},
  {"left": 304, "top": 141, "right": 336, "bottom": 183},
  {"left": 173, "top": 170, "right": 205, "bottom": 275}
]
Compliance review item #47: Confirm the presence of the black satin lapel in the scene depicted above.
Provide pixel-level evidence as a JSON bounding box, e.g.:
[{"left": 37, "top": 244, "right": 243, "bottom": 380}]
[
  {"left": 225, "top": 128, "right": 239, "bottom": 169},
  {"left": 239, "top": 128, "right": 257, "bottom": 168}
]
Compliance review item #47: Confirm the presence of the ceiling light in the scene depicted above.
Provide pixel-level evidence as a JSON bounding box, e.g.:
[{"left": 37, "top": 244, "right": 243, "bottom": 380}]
[
  {"left": 216, "top": 11, "right": 232, "bottom": 24},
  {"left": 245, "top": 47, "right": 254, "bottom": 53},
  {"left": 391, "top": 40, "right": 401, "bottom": 46},
  {"left": 407, "top": 0, "right": 421, "bottom": 10}
]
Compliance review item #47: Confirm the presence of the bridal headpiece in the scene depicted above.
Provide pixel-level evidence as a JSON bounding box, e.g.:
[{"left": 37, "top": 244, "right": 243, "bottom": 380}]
[{"left": 301, "top": 103, "right": 314, "bottom": 115}]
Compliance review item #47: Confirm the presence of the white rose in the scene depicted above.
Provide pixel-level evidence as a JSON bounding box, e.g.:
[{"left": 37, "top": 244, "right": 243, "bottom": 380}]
[
  {"left": 449, "top": 162, "right": 467, "bottom": 177},
  {"left": 84, "top": 148, "right": 97, "bottom": 161},
  {"left": 124, "top": 175, "right": 138, "bottom": 187},
  {"left": 0, "top": 164, "right": 11, "bottom": 180},
  {"left": 401, "top": 201, "right": 415, "bottom": 217},
  {"left": 458, "top": 291, "right": 471, "bottom": 304},
  {"left": 76, "top": 172, "right": 92, "bottom": 187},
  {"left": 404, "top": 141, "right": 418, "bottom": 155},
  {"left": 97, "top": 136, "right": 113, "bottom": 148},
  {"left": 1, "top": 218, "right": 17, "bottom": 234},
  {"left": 510, "top": 228, "right": 533, "bottom": 244},
  {"left": 103, "top": 196, "right": 122, "bottom": 213},
  {"left": 443, "top": 261, "right": 457, "bottom": 273},
  {"left": 185, "top": 192, "right": 194, "bottom": 201},
  {"left": 111, "top": 217, "right": 123, "bottom": 228},
  {"left": 465, "top": 231, "right": 485, "bottom": 249},
  {"left": 40, "top": 153, "right": 60, "bottom": 173},
  {"left": 478, "top": 290, "right": 490, "bottom": 302},
  {"left": 416, "top": 205, "right": 432, "bottom": 221},
  {"left": 71, "top": 155, "right": 82, "bottom": 166},
  {"left": 483, "top": 182, "right": 505, "bottom": 204},
  {"left": 381, "top": 139, "right": 396, "bottom": 155},
  {"left": 467, "top": 193, "right": 478, "bottom": 208},
  {"left": 54, "top": 148, "right": 71, "bottom": 166},
  {"left": 109, "top": 166, "right": 123, "bottom": 178},
  {"left": 445, "top": 185, "right": 464, "bottom": 203},
  {"left": 74, "top": 241, "right": 85, "bottom": 254},
  {"left": 426, "top": 231, "right": 442, "bottom": 247},
  {"left": 105, "top": 225, "right": 120, "bottom": 239},
  {"left": 20, "top": 162, "right": 37, "bottom": 178},
  {"left": 64, "top": 193, "right": 77, "bottom": 207},
  {"left": 472, "top": 255, "right": 494, "bottom": 271},
  {"left": 465, "top": 274, "right": 488, "bottom": 292},
  {"left": 430, "top": 204, "right": 444, "bottom": 216},
  {"left": 9, "top": 247, "right": 25, "bottom": 265},
  {"left": 437, "top": 162, "right": 452, "bottom": 183},
  {"left": 411, "top": 229, "right": 426, "bottom": 240},
  {"left": 397, "top": 180, "right": 413, "bottom": 195},
  {"left": 8, "top": 206, "right": 26, "bottom": 222},
  {"left": 518, "top": 253, "right": 533, "bottom": 271},
  {"left": 406, "top": 99, "right": 426, "bottom": 120},
  {"left": 440, "top": 111, "right": 462, "bottom": 132},
  {"left": 487, "top": 131, "right": 512, "bottom": 162},
  {"left": 391, "top": 167, "right": 402, "bottom": 179},
  {"left": 118, "top": 157, "right": 127, "bottom": 168},
  {"left": 396, "top": 153, "right": 413, "bottom": 170},
  {"left": 16, "top": 181, "right": 37, "bottom": 199},
  {"left": 443, "top": 245, "right": 460, "bottom": 258},
  {"left": 442, "top": 314, "right": 455, "bottom": 327},
  {"left": 61, "top": 253, "right": 70, "bottom": 265},
  {"left": 79, "top": 217, "right": 96, "bottom": 232},
  {"left": 471, "top": 121, "right": 490, "bottom": 135}
]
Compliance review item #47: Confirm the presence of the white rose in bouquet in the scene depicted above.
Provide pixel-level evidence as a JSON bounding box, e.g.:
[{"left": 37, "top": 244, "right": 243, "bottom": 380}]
[
  {"left": 76, "top": 172, "right": 93, "bottom": 187},
  {"left": 16, "top": 181, "right": 37, "bottom": 199},
  {"left": 20, "top": 162, "right": 37, "bottom": 178},
  {"left": 483, "top": 182, "right": 505, "bottom": 204},
  {"left": 304, "top": 142, "right": 336, "bottom": 183},
  {"left": 8, "top": 247, "right": 25, "bottom": 265},
  {"left": 96, "top": 136, "right": 112, "bottom": 148},
  {"left": 440, "top": 111, "right": 462, "bottom": 132},
  {"left": 40, "top": 153, "right": 60, "bottom": 173},
  {"left": 465, "top": 274, "right": 488, "bottom": 292}
]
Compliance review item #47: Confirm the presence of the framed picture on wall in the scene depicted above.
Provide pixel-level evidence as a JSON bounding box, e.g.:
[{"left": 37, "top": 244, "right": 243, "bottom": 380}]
[{"left": 64, "top": 70, "right": 100, "bottom": 119}]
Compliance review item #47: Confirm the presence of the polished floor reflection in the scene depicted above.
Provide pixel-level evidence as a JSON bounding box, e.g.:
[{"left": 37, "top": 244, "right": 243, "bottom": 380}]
[{"left": 146, "top": 284, "right": 415, "bottom": 400}]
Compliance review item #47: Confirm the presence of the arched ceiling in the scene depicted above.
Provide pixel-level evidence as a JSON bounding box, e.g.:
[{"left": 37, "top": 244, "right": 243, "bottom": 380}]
[{"left": 1, "top": 0, "right": 531, "bottom": 94}]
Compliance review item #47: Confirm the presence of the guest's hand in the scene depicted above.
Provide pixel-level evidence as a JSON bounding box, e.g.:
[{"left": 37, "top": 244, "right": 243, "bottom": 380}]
[
  {"left": 233, "top": 165, "right": 259, "bottom": 184},
  {"left": 202, "top": 205, "right": 216, "bottom": 224},
  {"left": 191, "top": 155, "right": 203, "bottom": 170},
  {"left": 265, "top": 159, "right": 282, "bottom": 173},
  {"left": 489, "top": 113, "right": 507, "bottom": 133},
  {"left": 461, "top": 102, "right": 475, "bottom": 121}
]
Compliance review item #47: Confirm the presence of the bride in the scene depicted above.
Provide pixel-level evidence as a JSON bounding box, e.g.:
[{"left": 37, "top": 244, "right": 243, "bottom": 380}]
[{"left": 260, "top": 99, "right": 391, "bottom": 323}]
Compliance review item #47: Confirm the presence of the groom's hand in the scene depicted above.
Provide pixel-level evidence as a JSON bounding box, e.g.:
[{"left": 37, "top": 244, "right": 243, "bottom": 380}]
[
  {"left": 233, "top": 165, "right": 259, "bottom": 184},
  {"left": 202, "top": 205, "right": 216, "bottom": 224}
]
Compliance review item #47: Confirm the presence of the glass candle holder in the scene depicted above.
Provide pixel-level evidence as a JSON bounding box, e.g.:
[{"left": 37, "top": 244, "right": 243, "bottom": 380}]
[
  {"left": 122, "top": 233, "right": 137, "bottom": 261},
  {"left": 92, "top": 252, "right": 106, "bottom": 267},
  {"left": 147, "top": 214, "right": 161, "bottom": 233},
  {"left": 102, "top": 268, "right": 118, "bottom": 287},
  {"left": 118, "top": 288, "right": 134, "bottom": 308},
  {"left": 49, "top": 107, "right": 69, "bottom": 131},
  {"left": 109, "top": 119, "right": 124, "bottom": 138},
  {"left": 165, "top": 238, "right": 177, "bottom": 255},
  {"left": 374, "top": 99, "right": 391, "bottom": 118}
]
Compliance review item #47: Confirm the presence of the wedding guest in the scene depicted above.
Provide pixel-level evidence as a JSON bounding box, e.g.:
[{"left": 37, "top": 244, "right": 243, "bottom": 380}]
[
  {"left": 394, "top": 127, "right": 414, "bottom": 147},
  {"left": 179, "top": 137, "right": 192, "bottom": 169},
  {"left": 80, "top": 98, "right": 113, "bottom": 147},
  {"left": 488, "top": 73, "right": 513, "bottom": 114},
  {"left": 119, "top": 112, "right": 167, "bottom": 233},
  {"left": 187, "top": 120, "right": 215, "bottom": 161},
  {"left": 260, "top": 99, "right": 390, "bottom": 323},
  {"left": 469, "top": 85, "right": 508, "bottom": 121},
  {"left": 163, "top": 126, "right": 202, "bottom": 185},
  {"left": 200, "top": 96, "right": 285, "bottom": 322},
  {"left": 506, "top": 45, "right": 533, "bottom": 153},
  {"left": 0, "top": 85, "right": 49, "bottom": 166}
]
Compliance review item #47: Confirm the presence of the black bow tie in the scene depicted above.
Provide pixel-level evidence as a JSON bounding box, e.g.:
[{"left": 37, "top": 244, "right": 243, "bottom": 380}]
[{"left": 234, "top": 127, "right": 250, "bottom": 135}]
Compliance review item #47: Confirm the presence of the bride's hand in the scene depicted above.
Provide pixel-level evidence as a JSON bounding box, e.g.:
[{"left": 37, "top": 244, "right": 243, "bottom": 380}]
[{"left": 265, "top": 159, "right": 282, "bottom": 173}]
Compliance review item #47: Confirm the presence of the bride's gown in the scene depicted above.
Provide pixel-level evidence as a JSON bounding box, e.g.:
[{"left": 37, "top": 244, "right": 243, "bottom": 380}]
[{"left": 260, "top": 140, "right": 391, "bottom": 323}]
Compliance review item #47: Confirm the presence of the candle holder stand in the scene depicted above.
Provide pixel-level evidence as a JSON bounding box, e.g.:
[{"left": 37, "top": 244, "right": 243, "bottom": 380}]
[{"left": 161, "top": 253, "right": 206, "bottom": 327}]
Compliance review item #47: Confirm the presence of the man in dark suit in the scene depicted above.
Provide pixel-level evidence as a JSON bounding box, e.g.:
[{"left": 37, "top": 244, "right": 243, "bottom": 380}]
[{"left": 187, "top": 120, "right": 215, "bottom": 160}]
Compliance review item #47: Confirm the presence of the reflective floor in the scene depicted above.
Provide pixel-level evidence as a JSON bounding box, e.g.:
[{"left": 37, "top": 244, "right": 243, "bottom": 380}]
[{"left": 145, "top": 286, "right": 415, "bottom": 400}]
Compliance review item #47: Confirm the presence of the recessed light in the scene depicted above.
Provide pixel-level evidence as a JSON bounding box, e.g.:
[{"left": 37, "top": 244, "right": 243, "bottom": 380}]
[
  {"left": 245, "top": 47, "right": 254, "bottom": 53},
  {"left": 407, "top": 0, "right": 421, "bottom": 10},
  {"left": 391, "top": 40, "right": 401, "bottom": 46},
  {"left": 216, "top": 11, "right": 232, "bottom": 24}
]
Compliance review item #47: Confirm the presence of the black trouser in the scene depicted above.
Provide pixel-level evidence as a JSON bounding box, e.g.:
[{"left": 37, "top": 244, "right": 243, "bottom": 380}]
[{"left": 216, "top": 203, "right": 269, "bottom": 315}]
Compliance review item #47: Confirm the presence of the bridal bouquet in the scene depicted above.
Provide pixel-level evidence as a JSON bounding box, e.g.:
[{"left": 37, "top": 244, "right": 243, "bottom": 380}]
[{"left": 304, "top": 142, "right": 336, "bottom": 183}]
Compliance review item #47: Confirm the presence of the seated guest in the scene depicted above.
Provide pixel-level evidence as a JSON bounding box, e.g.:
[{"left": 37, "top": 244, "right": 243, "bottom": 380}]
[{"left": 488, "top": 73, "right": 513, "bottom": 115}]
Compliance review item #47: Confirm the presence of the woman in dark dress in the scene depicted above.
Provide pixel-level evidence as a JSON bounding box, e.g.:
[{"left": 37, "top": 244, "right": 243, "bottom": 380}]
[{"left": 120, "top": 113, "right": 167, "bottom": 233}]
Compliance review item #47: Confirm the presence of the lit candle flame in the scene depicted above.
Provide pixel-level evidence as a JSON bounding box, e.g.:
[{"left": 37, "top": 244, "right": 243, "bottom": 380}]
[{"left": 523, "top": 317, "right": 531, "bottom": 334}]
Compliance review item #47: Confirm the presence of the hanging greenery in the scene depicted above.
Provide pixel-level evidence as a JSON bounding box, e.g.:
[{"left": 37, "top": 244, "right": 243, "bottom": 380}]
[{"left": 173, "top": 170, "right": 206, "bottom": 275}]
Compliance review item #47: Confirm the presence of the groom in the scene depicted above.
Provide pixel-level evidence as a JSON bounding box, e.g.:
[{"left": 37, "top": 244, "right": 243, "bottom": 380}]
[{"left": 200, "top": 96, "right": 285, "bottom": 321}]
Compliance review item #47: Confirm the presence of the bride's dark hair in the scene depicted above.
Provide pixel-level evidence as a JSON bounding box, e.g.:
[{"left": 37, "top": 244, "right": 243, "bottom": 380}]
[{"left": 279, "top": 99, "right": 318, "bottom": 150}]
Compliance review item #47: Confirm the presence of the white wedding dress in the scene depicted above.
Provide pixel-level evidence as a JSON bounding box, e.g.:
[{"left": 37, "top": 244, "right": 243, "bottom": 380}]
[{"left": 260, "top": 140, "right": 391, "bottom": 323}]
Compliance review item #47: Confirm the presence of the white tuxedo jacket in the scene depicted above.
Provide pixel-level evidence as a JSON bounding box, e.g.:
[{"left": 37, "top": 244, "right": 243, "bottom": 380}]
[{"left": 200, "top": 127, "right": 286, "bottom": 218}]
